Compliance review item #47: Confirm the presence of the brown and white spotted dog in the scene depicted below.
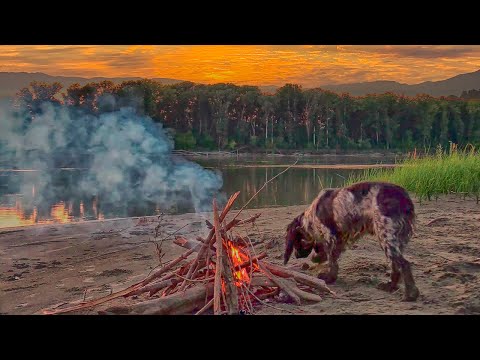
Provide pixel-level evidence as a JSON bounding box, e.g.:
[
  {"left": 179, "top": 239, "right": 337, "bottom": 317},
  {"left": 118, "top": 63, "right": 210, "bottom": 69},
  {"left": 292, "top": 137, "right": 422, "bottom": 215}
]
[{"left": 284, "top": 181, "right": 420, "bottom": 301}]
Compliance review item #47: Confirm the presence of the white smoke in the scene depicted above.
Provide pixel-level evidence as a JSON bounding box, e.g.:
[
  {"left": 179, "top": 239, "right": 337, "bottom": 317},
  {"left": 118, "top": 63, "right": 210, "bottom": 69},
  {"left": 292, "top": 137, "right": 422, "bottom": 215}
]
[{"left": 0, "top": 99, "right": 224, "bottom": 216}]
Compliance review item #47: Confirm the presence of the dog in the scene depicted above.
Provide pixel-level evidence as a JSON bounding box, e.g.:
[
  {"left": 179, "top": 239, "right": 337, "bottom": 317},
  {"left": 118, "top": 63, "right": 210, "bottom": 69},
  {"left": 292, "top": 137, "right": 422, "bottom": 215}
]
[{"left": 284, "top": 181, "right": 420, "bottom": 301}]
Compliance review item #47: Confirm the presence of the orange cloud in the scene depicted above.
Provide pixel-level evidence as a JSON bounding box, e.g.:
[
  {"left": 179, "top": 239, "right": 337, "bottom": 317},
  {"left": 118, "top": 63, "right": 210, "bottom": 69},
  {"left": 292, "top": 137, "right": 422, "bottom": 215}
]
[{"left": 1, "top": 45, "right": 480, "bottom": 86}]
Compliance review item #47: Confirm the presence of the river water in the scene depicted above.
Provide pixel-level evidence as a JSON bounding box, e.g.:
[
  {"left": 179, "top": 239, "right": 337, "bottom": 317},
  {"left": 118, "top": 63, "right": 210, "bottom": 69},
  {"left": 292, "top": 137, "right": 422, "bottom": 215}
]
[{"left": 0, "top": 153, "right": 398, "bottom": 228}]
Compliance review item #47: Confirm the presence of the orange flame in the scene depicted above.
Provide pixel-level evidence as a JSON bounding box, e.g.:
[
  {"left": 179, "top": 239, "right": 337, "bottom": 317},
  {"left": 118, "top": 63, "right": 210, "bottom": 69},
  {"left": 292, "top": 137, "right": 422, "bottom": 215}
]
[{"left": 227, "top": 241, "right": 251, "bottom": 287}]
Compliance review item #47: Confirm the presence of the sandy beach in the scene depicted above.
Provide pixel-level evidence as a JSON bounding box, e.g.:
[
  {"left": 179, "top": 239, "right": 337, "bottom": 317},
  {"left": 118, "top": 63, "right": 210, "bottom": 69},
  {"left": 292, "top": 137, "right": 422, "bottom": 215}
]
[{"left": 1, "top": 195, "right": 480, "bottom": 315}]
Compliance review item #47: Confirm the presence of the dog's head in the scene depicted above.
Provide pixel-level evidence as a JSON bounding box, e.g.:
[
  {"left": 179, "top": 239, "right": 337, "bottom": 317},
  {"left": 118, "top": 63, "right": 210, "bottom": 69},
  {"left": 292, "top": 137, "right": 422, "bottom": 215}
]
[{"left": 284, "top": 214, "right": 314, "bottom": 265}]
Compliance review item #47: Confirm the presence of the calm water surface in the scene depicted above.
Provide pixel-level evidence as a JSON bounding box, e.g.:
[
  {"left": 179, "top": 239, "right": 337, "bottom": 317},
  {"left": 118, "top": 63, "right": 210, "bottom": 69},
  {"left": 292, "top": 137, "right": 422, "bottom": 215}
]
[{"left": 0, "top": 154, "right": 397, "bottom": 228}]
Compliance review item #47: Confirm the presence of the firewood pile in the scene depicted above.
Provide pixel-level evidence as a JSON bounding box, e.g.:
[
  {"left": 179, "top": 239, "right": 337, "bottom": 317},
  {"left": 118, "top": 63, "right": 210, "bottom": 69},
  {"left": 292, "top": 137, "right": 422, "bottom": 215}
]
[{"left": 42, "top": 192, "right": 334, "bottom": 315}]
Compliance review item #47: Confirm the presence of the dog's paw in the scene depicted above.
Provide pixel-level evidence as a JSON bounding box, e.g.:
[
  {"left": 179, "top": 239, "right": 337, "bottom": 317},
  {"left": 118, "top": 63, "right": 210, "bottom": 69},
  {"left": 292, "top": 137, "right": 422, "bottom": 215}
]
[
  {"left": 402, "top": 286, "right": 420, "bottom": 302},
  {"left": 376, "top": 281, "right": 399, "bottom": 293},
  {"left": 317, "top": 272, "right": 337, "bottom": 284}
]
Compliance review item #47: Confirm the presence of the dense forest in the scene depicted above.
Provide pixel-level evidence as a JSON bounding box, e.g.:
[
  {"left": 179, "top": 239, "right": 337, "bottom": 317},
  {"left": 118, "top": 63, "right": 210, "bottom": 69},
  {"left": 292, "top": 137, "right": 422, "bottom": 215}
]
[{"left": 13, "top": 80, "right": 480, "bottom": 152}]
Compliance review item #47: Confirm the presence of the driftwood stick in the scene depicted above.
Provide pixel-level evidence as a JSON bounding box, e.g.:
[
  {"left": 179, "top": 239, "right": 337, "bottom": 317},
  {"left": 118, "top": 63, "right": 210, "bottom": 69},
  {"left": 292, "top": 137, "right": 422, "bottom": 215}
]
[
  {"left": 234, "top": 252, "right": 266, "bottom": 271},
  {"left": 100, "top": 283, "right": 214, "bottom": 315},
  {"left": 126, "top": 278, "right": 178, "bottom": 297},
  {"left": 173, "top": 237, "right": 203, "bottom": 251},
  {"left": 213, "top": 198, "right": 224, "bottom": 315},
  {"left": 230, "top": 160, "right": 298, "bottom": 223},
  {"left": 252, "top": 287, "right": 279, "bottom": 301},
  {"left": 179, "top": 192, "right": 240, "bottom": 290},
  {"left": 222, "top": 244, "right": 239, "bottom": 314},
  {"left": 261, "top": 261, "right": 335, "bottom": 295},
  {"left": 235, "top": 213, "right": 262, "bottom": 226},
  {"left": 195, "top": 298, "right": 214, "bottom": 315},
  {"left": 41, "top": 248, "right": 195, "bottom": 315},
  {"left": 258, "top": 262, "right": 301, "bottom": 305},
  {"left": 140, "top": 249, "right": 195, "bottom": 286},
  {"left": 284, "top": 278, "right": 323, "bottom": 302},
  {"left": 244, "top": 286, "right": 297, "bottom": 315},
  {"left": 426, "top": 217, "right": 450, "bottom": 226},
  {"left": 250, "top": 275, "right": 276, "bottom": 288},
  {"left": 224, "top": 213, "right": 262, "bottom": 233}
]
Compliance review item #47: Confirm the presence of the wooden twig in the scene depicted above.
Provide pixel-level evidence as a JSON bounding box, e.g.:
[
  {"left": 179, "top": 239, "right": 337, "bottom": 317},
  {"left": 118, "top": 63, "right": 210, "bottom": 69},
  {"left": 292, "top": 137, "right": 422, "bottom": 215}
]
[
  {"left": 251, "top": 287, "right": 279, "bottom": 301},
  {"left": 221, "top": 244, "right": 239, "bottom": 314},
  {"left": 179, "top": 192, "right": 240, "bottom": 290},
  {"left": 426, "top": 217, "right": 450, "bottom": 226},
  {"left": 261, "top": 261, "right": 335, "bottom": 295},
  {"left": 258, "top": 262, "right": 301, "bottom": 305},
  {"left": 100, "top": 283, "right": 215, "bottom": 315},
  {"left": 195, "top": 298, "right": 214, "bottom": 315},
  {"left": 230, "top": 159, "right": 298, "bottom": 223},
  {"left": 213, "top": 198, "right": 224, "bottom": 315},
  {"left": 126, "top": 278, "right": 178, "bottom": 297},
  {"left": 284, "top": 278, "right": 323, "bottom": 302},
  {"left": 250, "top": 275, "right": 276, "bottom": 288},
  {"left": 233, "top": 252, "right": 266, "bottom": 271},
  {"left": 173, "top": 237, "right": 203, "bottom": 251},
  {"left": 42, "top": 248, "right": 195, "bottom": 315},
  {"left": 244, "top": 286, "right": 297, "bottom": 315}
]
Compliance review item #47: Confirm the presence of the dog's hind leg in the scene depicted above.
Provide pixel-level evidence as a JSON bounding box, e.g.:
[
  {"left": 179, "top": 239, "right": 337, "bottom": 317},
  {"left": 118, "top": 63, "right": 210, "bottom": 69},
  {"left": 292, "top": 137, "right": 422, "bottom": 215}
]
[
  {"left": 377, "top": 260, "right": 401, "bottom": 292},
  {"left": 391, "top": 250, "right": 419, "bottom": 301},
  {"left": 379, "top": 239, "right": 419, "bottom": 301},
  {"left": 375, "top": 218, "right": 419, "bottom": 301}
]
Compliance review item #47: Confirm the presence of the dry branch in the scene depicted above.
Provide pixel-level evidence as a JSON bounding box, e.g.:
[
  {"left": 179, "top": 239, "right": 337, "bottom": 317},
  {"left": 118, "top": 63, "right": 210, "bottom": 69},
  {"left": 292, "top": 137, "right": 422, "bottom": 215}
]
[
  {"left": 179, "top": 191, "right": 240, "bottom": 289},
  {"left": 221, "top": 246, "right": 239, "bottom": 314},
  {"left": 195, "top": 298, "right": 214, "bottom": 315},
  {"left": 125, "top": 278, "right": 178, "bottom": 297},
  {"left": 213, "top": 198, "right": 224, "bottom": 315},
  {"left": 261, "top": 261, "right": 335, "bottom": 295},
  {"left": 173, "top": 237, "right": 203, "bottom": 251},
  {"left": 284, "top": 278, "right": 323, "bottom": 302},
  {"left": 42, "top": 248, "right": 196, "bottom": 315},
  {"left": 258, "top": 262, "right": 301, "bottom": 305},
  {"left": 100, "top": 283, "right": 214, "bottom": 315}
]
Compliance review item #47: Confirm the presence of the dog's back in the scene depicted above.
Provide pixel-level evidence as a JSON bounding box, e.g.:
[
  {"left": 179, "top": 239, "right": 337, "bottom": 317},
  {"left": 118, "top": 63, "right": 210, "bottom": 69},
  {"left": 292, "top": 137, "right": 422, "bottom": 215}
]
[
  {"left": 305, "top": 182, "right": 415, "bottom": 243},
  {"left": 337, "top": 181, "right": 415, "bottom": 243}
]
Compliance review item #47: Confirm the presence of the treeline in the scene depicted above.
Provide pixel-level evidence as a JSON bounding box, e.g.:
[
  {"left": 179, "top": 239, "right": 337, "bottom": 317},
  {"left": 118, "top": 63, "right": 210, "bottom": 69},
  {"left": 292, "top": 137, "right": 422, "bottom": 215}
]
[
  {"left": 460, "top": 89, "right": 480, "bottom": 100},
  {"left": 14, "top": 79, "right": 480, "bottom": 151}
]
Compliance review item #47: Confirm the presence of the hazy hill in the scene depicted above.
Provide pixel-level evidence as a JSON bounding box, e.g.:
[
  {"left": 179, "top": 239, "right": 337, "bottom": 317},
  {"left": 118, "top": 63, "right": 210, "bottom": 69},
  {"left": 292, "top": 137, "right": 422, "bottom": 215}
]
[
  {"left": 0, "top": 72, "right": 184, "bottom": 98},
  {"left": 1, "top": 69, "right": 480, "bottom": 98},
  {"left": 322, "top": 69, "right": 480, "bottom": 97}
]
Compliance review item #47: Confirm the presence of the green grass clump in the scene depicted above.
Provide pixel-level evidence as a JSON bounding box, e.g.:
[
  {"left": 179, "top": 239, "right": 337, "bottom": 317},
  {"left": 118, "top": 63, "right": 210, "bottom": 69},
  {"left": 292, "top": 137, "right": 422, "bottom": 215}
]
[{"left": 347, "top": 143, "right": 480, "bottom": 203}]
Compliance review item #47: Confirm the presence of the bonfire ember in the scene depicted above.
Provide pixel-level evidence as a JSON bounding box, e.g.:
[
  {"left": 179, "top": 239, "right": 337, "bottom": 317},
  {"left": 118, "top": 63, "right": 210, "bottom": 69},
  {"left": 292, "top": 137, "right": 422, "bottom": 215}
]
[{"left": 42, "top": 191, "right": 335, "bottom": 315}]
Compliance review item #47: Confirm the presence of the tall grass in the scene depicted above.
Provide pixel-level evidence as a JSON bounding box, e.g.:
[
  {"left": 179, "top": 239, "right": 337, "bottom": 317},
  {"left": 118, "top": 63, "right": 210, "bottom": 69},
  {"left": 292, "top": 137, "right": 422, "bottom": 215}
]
[{"left": 347, "top": 143, "right": 480, "bottom": 203}]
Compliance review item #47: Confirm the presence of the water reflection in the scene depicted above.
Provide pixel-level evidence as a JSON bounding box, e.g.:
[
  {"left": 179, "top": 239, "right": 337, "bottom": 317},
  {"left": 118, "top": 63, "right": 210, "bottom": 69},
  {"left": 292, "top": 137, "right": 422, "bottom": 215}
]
[{"left": 0, "top": 156, "right": 381, "bottom": 228}]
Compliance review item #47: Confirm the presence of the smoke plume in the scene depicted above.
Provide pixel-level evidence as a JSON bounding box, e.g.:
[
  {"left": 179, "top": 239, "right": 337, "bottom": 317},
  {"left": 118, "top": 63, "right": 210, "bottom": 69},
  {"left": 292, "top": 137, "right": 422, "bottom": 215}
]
[{"left": 0, "top": 99, "right": 224, "bottom": 218}]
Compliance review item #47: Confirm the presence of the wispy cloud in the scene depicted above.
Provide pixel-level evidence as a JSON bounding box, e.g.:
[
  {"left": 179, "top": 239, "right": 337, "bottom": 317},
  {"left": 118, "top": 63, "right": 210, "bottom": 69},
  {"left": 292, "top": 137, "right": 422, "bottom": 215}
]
[{"left": 1, "top": 45, "right": 480, "bottom": 86}]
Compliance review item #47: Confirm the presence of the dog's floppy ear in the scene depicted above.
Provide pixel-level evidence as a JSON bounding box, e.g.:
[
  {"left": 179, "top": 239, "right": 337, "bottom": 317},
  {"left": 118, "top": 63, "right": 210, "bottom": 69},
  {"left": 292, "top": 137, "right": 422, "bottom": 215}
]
[{"left": 284, "top": 214, "right": 304, "bottom": 265}]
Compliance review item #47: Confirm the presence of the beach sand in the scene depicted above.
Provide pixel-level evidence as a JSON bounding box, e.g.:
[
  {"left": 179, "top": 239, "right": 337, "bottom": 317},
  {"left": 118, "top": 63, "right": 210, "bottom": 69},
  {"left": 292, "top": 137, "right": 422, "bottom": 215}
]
[{"left": 1, "top": 195, "right": 480, "bottom": 315}]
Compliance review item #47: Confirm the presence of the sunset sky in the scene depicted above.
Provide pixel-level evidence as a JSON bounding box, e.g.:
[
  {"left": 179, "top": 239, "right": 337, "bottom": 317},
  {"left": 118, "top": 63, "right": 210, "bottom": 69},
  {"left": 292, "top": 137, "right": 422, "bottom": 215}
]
[{"left": 1, "top": 45, "right": 480, "bottom": 87}]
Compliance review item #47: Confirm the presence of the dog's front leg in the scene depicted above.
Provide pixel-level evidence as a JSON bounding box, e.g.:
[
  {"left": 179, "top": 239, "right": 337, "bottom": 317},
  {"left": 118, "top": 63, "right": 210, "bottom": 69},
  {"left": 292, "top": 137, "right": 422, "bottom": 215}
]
[{"left": 317, "top": 234, "right": 343, "bottom": 284}]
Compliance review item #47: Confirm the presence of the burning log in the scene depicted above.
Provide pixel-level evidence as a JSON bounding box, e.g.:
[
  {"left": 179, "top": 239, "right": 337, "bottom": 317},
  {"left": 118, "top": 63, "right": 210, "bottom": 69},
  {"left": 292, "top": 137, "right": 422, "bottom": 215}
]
[
  {"left": 213, "top": 198, "right": 225, "bottom": 314},
  {"left": 41, "top": 187, "right": 335, "bottom": 316}
]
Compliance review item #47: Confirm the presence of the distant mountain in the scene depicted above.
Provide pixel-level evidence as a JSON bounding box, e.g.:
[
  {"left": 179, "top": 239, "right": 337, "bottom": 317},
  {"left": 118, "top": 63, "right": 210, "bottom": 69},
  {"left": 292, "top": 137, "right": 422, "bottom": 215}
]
[
  {"left": 1, "top": 69, "right": 480, "bottom": 99},
  {"left": 0, "top": 72, "right": 184, "bottom": 98},
  {"left": 322, "top": 69, "right": 480, "bottom": 97}
]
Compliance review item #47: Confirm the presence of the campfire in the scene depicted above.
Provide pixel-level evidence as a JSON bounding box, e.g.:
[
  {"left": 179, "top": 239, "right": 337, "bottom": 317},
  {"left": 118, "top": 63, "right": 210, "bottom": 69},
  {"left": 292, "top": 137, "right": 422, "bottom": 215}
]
[{"left": 42, "top": 191, "right": 334, "bottom": 315}]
